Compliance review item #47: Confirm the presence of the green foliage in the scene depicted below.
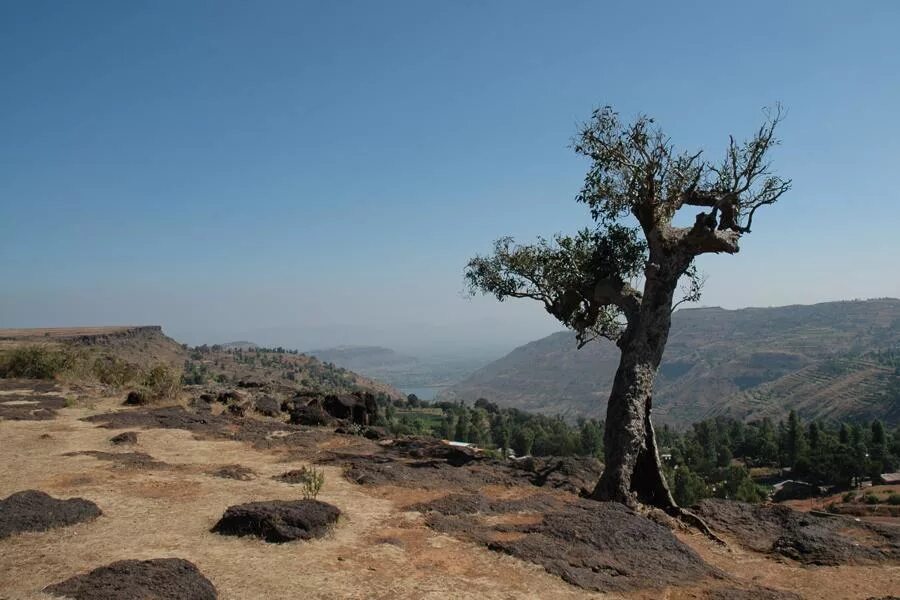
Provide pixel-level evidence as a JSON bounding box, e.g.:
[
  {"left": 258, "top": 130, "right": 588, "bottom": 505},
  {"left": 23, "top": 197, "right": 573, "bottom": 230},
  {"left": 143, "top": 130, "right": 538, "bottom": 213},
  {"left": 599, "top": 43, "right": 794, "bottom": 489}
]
[
  {"left": 863, "top": 492, "right": 879, "bottom": 505},
  {"left": 140, "top": 365, "right": 180, "bottom": 401},
  {"left": 671, "top": 466, "right": 709, "bottom": 507},
  {"left": 92, "top": 355, "right": 138, "bottom": 387},
  {"left": 0, "top": 345, "right": 75, "bottom": 379},
  {"left": 465, "top": 226, "right": 646, "bottom": 345},
  {"left": 294, "top": 466, "right": 325, "bottom": 500},
  {"left": 181, "top": 359, "right": 209, "bottom": 385},
  {"left": 887, "top": 493, "right": 900, "bottom": 506}
]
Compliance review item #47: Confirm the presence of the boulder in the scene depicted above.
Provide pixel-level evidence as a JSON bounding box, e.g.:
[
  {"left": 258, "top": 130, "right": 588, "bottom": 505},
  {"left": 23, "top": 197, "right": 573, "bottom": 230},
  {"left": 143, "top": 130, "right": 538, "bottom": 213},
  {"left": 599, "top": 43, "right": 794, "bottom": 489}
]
[
  {"left": 322, "top": 392, "right": 378, "bottom": 426},
  {"left": 44, "top": 558, "right": 217, "bottom": 600},
  {"left": 288, "top": 405, "right": 335, "bottom": 426},
  {"left": 0, "top": 490, "right": 101, "bottom": 538},
  {"left": 281, "top": 391, "right": 377, "bottom": 426},
  {"left": 254, "top": 396, "right": 281, "bottom": 417},
  {"left": 211, "top": 499, "right": 340, "bottom": 543}
]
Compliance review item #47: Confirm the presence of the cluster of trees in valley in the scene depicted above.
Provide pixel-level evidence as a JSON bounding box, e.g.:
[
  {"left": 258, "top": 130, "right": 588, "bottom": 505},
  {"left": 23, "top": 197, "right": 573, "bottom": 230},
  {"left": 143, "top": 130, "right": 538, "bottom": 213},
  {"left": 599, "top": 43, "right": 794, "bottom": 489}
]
[{"left": 383, "top": 395, "right": 900, "bottom": 506}]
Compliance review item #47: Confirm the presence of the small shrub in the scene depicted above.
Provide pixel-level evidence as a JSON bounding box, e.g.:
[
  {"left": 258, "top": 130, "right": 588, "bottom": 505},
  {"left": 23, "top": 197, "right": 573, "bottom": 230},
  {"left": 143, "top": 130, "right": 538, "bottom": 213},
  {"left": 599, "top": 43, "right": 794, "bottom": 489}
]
[
  {"left": 842, "top": 491, "right": 856, "bottom": 503},
  {"left": 863, "top": 492, "right": 879, "bottom": 505},
  {"left": 302, "top": 467, "right": 325, "bottom": 500},
  {"left": 887, "top": 493, "right": 900, "bottom": 506}
]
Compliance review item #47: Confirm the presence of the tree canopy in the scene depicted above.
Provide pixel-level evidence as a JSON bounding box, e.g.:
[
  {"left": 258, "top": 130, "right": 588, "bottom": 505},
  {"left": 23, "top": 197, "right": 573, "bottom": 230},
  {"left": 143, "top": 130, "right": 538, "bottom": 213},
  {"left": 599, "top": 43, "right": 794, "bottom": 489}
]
[{"left": 466, "top": 105, "right": 791, "bottom": 347}]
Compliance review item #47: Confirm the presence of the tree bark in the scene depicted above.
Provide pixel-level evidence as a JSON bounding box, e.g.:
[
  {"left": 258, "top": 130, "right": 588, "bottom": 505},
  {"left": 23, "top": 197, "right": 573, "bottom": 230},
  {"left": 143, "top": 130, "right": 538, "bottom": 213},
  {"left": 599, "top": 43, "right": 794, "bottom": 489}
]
[{"left": 591, "top": 269, "right": 678, "bottom": 509}]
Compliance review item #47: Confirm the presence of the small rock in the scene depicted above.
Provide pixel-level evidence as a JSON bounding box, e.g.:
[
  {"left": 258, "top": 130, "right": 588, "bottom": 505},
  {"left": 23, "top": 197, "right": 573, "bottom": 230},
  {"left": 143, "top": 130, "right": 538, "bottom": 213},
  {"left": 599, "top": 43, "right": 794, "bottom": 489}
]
[{"left": 109, "top": 431, "right": 138, "bottom": 445}]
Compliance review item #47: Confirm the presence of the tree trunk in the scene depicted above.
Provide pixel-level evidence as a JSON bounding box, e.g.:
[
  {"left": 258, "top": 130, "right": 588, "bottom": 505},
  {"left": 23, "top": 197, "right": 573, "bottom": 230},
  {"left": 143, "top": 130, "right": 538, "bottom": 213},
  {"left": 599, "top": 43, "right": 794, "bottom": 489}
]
[{"left": 591, "top": 272, "right": 678, "bottom": 509}]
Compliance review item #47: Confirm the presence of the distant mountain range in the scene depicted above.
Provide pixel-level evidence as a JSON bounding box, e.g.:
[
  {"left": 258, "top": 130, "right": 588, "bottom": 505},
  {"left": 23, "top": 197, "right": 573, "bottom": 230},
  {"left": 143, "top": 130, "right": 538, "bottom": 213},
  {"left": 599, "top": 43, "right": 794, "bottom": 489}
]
[{"left": 440, "top": 299, "right": 900, "bottom": 427}]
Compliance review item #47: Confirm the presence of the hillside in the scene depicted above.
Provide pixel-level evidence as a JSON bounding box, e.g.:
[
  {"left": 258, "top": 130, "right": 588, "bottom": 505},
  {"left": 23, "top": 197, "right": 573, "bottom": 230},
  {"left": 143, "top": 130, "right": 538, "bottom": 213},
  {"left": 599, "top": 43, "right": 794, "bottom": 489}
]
[
  {"left": 441, "top": 299, "right": 900, "bottom": 427},
  {"left": 0, "top": 326, "right": 402, "bottom": 401}
]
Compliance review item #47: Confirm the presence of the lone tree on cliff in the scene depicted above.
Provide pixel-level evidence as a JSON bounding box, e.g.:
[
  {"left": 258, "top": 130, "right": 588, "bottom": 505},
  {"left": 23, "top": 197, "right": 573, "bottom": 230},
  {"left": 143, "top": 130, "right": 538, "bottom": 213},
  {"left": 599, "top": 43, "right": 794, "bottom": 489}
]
[{"left": 466, "top": 105, "right": 790, "bottom": 513}]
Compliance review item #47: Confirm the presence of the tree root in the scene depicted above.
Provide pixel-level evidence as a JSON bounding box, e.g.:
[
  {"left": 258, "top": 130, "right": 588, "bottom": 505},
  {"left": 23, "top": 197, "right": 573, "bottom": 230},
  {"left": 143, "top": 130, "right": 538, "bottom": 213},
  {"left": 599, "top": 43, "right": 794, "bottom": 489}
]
[{"left": 665, "top": 506, "right": 728, "bottom": 546}]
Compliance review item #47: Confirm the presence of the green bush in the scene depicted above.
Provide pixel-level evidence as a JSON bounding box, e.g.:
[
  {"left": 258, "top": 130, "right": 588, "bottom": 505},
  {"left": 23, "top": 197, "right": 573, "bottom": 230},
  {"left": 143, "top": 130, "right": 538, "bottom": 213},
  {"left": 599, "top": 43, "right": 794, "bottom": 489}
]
[
  {"left": 0, "top": 346, "right": 74, "bottom": 379},
  {"left": 92, "top": 355, "right": 138, "bottom": 387},
  {"left": 140, "top": 365, "right": 180, "bottom": 400},
  {"left": 842, "top": 491, "right": 856, "bottom": 503},
  {"left": 863, "top": 492, "right": 879, "bottom": 505},
  {"left": 887, "top": 493, "right": 900, "bottom": 506}
]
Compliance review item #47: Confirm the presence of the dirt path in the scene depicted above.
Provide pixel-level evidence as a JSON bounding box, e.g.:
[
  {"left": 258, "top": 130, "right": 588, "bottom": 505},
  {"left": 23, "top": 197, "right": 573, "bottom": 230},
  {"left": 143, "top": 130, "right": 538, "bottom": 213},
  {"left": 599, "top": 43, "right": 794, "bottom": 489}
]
[{"left": 0, "top": 396, "right": 611, "bottom": 599}]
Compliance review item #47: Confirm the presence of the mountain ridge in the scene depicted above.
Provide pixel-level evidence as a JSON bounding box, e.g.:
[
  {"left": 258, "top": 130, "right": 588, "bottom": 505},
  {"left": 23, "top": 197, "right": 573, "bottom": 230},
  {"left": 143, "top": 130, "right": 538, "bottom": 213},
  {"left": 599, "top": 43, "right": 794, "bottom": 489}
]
[{"left": 441, "top": 298, "right": 900, "bottom": 427}]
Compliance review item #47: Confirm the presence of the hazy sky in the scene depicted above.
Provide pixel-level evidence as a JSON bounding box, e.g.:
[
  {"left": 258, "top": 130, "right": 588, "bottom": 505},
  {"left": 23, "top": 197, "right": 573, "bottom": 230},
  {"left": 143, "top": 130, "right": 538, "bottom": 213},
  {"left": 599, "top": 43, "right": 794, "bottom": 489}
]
[{"left": 2, "top": 1, "right": 899, "bottom": 354}]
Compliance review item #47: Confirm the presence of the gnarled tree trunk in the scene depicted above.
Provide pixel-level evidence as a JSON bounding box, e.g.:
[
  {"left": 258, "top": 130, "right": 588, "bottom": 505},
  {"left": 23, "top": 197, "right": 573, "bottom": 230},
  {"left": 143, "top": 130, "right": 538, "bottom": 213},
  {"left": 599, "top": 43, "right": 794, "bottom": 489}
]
[{"left": 591, "top": 270, "right": 678, "bottom": 509}]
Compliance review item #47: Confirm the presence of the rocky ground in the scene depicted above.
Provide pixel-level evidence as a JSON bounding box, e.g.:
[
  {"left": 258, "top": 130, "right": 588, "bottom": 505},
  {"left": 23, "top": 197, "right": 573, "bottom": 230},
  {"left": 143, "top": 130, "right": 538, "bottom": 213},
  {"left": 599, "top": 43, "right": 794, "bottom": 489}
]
[{"left": 1, "top": 378, "right": 899, "bottom": 599}]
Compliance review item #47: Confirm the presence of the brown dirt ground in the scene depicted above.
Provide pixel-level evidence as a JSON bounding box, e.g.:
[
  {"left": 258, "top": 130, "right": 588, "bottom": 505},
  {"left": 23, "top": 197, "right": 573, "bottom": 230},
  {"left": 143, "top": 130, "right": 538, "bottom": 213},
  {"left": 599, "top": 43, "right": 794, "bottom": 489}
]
[
  {"left": 1, "top": 382, "right": 899, "bottom": 599},
  {"left": 0, "top": 392, "right": 608, "bottom": 599}
]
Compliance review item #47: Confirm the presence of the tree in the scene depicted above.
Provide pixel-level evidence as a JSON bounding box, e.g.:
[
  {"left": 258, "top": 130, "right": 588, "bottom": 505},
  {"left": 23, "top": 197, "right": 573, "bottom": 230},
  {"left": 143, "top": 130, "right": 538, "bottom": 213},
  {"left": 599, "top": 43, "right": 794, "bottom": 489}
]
[
  {"left": 466, "top": 105, "right": 789, "bottom": 512},
  {"left": 785, "top": 410, "right": 807, "bottom": 467}
]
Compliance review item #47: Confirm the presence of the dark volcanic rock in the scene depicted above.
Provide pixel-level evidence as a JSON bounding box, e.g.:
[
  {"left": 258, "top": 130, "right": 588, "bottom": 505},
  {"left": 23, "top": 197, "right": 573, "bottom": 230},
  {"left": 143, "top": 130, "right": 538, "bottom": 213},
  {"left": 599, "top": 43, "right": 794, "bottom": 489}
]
[
  {"left": 227, "top": 402, "right": 247, "bottom": 417},
  {"left": 0, "top": 490, "right": 101, "bottom": 538},
  {"left": 208, "top": 464, "right": 256, "bottom": 481},
  {"left": 321, "top": 392, "right": 378, "bottom": 426},
  {"left": 254, "top": 396, "right": 281, "bottom": 417},
  {"left": 216, "top": 390, "right": 243, "bottom": 404},
  {"left": 63, "top": 450, "right": 169, "bottom": 470},
  {"left": 505, "top": 455, "right": 604, "bottom": 496},
  {"left": 123, "top": 390, "right": 148, "bottom": 406},
  {"left": 388, "top": 437, "right": 483, "bottom": 466},
  {"left": 282, "top": 391, "right": 377, "bottom": 426},
  {"left": 288, "top": 404, "right": 335, "bottom": 426},
  {"left": 415, "top": 492, "right": 719, "bottom": 593},
  {"left": 44, "top": 558, "right": 217, "bottom": 600},
  {"left": 109, "top": 431, "right": 138, "bottom": 445},
  {"left": 273, "top": 468, "right": 322, "bottom": 485},
  {"left": 694, "top": 499, "right": 900, "bottom": 565},
  {"left": 82, "top": 406, "right": 303, "bottom": 450},
  {"left": 211, "top": 499, "right": 340, "bottom": 543},
  {"left": 0, "top": 393, "right": 66, "bottom": 420}
]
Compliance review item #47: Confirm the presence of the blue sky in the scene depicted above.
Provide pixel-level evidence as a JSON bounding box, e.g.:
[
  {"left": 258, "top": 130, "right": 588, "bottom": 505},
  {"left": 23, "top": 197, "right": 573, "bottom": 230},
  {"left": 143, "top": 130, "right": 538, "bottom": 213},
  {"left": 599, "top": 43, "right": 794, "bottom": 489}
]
[{"left": 2, "top": 1, "right": 899, "bottom": 353}]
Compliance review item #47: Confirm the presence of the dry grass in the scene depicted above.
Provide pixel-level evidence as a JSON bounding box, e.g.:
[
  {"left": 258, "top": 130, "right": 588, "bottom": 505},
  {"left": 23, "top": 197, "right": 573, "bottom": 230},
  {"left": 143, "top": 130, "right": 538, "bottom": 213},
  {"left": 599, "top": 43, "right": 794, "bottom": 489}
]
[
  {"left": 0, "top": 395, "right": 608, "bottom": 600},
  {"left": 677, "top": 529, "right": 900, "bottom": 600},
  {"left": 4, "top": 383, "right": 899, "bottom": 599}
]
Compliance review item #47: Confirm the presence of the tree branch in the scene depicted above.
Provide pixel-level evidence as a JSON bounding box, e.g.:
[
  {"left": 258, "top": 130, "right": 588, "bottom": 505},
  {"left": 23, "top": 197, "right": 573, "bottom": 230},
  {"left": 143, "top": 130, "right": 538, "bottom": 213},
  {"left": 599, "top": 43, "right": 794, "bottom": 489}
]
[{"left": 672, "top": 218, "right": 741, "bottom": 255}]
